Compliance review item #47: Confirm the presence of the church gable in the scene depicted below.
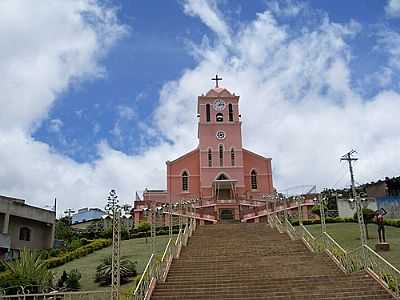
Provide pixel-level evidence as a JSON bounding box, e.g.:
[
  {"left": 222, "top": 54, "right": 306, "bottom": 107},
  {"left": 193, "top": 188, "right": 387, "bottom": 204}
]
[
  {"left": 167, "top": 148, "right": 200, "bottom": 175},
  {"left": 205, "top": 87, "right": 234, "bottom": 98}
]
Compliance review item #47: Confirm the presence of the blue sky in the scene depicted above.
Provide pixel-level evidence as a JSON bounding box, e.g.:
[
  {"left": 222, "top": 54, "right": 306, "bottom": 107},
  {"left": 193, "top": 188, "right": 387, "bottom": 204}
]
[
  {"left": 33, "top": 0, "right": 400, "bottom": 162},
  {"left": 1, "top": 0, "right": 400, "bottom": 214}
]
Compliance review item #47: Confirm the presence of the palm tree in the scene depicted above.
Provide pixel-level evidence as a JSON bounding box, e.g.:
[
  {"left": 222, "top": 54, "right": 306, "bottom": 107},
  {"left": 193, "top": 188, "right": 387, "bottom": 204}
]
[
  {"left": 0, "top": 249, "right": 53, "bottom": 295},
  {"left": 95, "top": 255, "right": 137, "bottom": 286}
]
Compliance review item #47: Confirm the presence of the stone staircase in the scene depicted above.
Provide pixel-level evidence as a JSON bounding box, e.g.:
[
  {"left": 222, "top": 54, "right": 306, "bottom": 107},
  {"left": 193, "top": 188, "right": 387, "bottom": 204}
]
[{"left": 151, "top": 223, "right": 395, "bottom": 299}]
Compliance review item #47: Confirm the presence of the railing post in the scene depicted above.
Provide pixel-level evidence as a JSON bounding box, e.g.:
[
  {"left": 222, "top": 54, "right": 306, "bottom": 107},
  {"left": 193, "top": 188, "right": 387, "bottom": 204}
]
[{"left": 298, "top": 201, "right": 303, "bottom": 226}]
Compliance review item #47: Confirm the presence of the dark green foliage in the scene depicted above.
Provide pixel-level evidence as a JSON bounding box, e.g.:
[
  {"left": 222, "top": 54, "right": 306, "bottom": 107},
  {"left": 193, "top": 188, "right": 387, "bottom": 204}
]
[
  {"left": 95, "top": 256, "right": 137, "bottom": 286},
  {"left": 311, "top": 204, "right": 327, "bottom": 216},
  {"left": 65, "top": 269, "right": 81, "bottom": 290},
  {"left": 49, "top": 248, "right": 61, "bottom": 257},
  {"left": 291, "top": 217, "right": 356, "bottom": 226},
  {"left": 46, "top": 239, "right": 112, "bottom": 269},
  {"left": 0, "top": 249, "right": 53, "bottom": 295},
  {"left": 80, "top": 238, "right": 90, "bottom": 246},
  {"left": 0, "top": 261, "right": 5, "bottom": 273},
  {"left": 121, "top": 227, "right": 130, "bottom": 240},
  {"left": 136, "top": 221, "right": 151, "bottom": 233},
  {"left": 68, "top": 239, "right": 82, "bottom": 251},
  {"left": 57, "top": 270, "right": 68, "bottom": 288},
  {"left": 56, "top": 269, "right": 81, "bottom": 290},
  {"left": 55, "top": 218, "right": 74, "bottom": 242}
]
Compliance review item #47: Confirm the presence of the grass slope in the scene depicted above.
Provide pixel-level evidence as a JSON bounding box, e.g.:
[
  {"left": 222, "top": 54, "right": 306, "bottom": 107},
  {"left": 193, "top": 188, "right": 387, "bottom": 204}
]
[
  {"left": 306, "top": 223, "right": 400, "bottom": 268},
  {"left": 52, "top": 235, "right": 172, "bottom": 291}
]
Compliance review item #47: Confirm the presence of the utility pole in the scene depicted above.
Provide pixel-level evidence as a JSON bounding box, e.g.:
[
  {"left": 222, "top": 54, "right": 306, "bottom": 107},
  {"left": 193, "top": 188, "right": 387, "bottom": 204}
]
[
  {"left": 341, "top": 150, "right": 367, "bottom": 246},
  {"left": 105, "top": 189, "right": 121, "bottom": 300}
]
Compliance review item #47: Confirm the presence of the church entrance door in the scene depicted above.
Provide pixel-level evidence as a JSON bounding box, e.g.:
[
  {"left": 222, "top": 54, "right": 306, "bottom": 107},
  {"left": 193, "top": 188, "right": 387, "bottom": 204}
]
[{"left": 219, "top": 209, "right": 234, "bottom": 221}]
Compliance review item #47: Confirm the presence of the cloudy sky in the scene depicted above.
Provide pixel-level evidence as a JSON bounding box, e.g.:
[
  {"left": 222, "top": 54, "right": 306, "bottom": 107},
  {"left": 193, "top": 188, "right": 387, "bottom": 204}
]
[{"left": 1, "top": 0, "right": 400, "bottom": 216}]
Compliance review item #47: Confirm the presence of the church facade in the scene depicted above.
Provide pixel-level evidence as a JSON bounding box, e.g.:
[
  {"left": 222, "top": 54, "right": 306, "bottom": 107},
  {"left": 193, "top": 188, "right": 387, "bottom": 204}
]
[{"left": 134, "top": 80, "right": 274, "bottom": 224}]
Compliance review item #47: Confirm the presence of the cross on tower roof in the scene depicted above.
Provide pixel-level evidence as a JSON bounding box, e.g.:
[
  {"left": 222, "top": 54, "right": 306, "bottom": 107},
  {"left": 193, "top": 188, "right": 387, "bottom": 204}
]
[{"left": 212, "top": 74, "right": 222, "bottom": 88}]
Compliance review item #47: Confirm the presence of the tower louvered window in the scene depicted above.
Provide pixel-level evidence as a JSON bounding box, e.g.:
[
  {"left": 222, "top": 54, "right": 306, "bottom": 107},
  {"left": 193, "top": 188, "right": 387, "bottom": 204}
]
[
  {"left": 182, "top": 171, "right": 189, "bottom": 191},
  {"left": 231, "top": 148, "right": 235, "bottom": 166},
  {"left": 208, "top": 149, "right": 212, "bottom": 167},
  {"left": 219, "top": 144, "right": 224, "bottom": 167},
  {"left": 228, "top": 103, "right": 233, "bottom": 121},
  {"left": 251, "top": 170, "right": 257, "bottom": 190},
  {"left": 206, "top": 104, "right": 211, "bottom": 122}
]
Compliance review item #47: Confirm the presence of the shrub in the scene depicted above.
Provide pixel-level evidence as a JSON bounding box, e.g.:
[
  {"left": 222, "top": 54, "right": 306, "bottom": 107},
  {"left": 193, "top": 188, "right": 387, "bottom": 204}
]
[
  {"left": 80, "top": 238, "right": 90, "bottom": 246},
  {"left": 65, "top": 269, "right": 81, "bottom": 290},
  {"left": 49, "top": 248, "right": 61, "bottom": 257},
  {"left": 137, "top": 221, "right": 151, "bottom": 233},
  {"left": 0, "top": 249, "right": 53, "bottom": 295},
  {"left": 57, "top": 270, "right": 68, "bottom": 288},
  {"left": 95, "top": 256, "right": 137, "bottom": 286},
  {"left": 46, "top": 239, "right": 112, "bottom": 269}
]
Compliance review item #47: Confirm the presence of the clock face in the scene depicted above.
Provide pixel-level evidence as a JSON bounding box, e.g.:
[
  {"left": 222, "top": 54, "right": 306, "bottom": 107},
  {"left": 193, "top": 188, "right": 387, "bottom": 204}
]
[
  {"left": 216, "top": 130, "right": 226, "bottom": 140},
  {"left": 213, "top": 99, "right": 226, "bottom": 111}
]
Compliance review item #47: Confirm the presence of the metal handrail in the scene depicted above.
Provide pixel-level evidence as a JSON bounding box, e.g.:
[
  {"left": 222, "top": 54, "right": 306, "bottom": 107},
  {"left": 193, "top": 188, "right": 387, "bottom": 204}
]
[
  {"left": 0, "top": 290, "right": 109, "bottom": 299},
  {"left": 363, "top": 245, "right": 400, "bottom": 295},
  {"left": 271, "top": 211, "right": 400, "bottom": 297},
  {"left": 133, "top": 218, "right": 196, "bottom": 300},
  {"left": 133, "top": 254, "right": 157, "bottom": 299}
]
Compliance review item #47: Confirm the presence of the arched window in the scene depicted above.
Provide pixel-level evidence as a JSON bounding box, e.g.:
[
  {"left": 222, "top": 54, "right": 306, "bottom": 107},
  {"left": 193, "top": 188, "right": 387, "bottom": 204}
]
[
  {"left": 19, "top": 227, "right": 31, "bottom": 241},
  {"left": 216, "top": 113, "right": 223, "bottom": 122},
  {"left": 206, "top": 104, "right": 211, "bottom": 122},
  {"left": 182, "top": 171, "right": 189, "bottom": 191},
  {"left": 231, "top": 148, "right": 235, "bottom": 166},
  {"left": 251, "top": 170, "right": 257, "bottom": 190},
  {"left": 228, "top": 103, "right": 233, "bottom": 122},
  {"left": 219, "top": 144, "right": 224, "bottom": 166},
  {"left": 208, "top": 149, "right": 212, "bottom": 167}
]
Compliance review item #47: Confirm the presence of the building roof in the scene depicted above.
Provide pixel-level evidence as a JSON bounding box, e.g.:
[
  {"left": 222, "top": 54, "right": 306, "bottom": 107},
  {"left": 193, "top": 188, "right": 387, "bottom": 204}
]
[{"left": 0, "top": 195, "right": 55, "bottom": 224}]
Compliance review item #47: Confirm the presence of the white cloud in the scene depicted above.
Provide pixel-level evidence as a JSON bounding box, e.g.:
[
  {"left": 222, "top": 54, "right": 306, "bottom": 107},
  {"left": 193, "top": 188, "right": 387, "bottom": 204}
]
[
  {"left": 49, "top": 119, "right": 64, "bottom": 133},
  {"left": 385, "top": 0, "right": 400, "bottom": 17},
  {"left": 1, "top": 1, "right": 400, "bottom": 217},
  {"left": 153, "top": 4, "right": 400, "bottom": 192},
  {"left": 266, "top": 0, "right": 307, "bottom": 17},
  {"left": 376, "top": 28, "right": 400, "bottom": 70},
  {"left": 117, "top": 105, "right": 135, "bottom": 120},
  {"left": 183, "top": 0, "right": 231, "bottom": 43}
]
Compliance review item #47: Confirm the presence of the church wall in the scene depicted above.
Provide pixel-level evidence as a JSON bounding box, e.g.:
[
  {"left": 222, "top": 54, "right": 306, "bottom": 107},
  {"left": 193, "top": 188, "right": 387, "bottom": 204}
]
[
  {"left": 243, "top": 149, "right": 273, "bottom": 197},
  {"left": 167, "top": 149, "right": 200, "bottom": 202}
]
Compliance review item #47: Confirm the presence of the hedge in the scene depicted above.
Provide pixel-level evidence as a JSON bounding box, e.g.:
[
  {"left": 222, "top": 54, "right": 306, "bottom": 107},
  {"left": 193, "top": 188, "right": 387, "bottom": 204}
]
[
  {"left": 46, "top": 239, "right": 111, "bottom": 269},
  {"left": 291, "top": 217, "right": 400, "bottom": 227}
]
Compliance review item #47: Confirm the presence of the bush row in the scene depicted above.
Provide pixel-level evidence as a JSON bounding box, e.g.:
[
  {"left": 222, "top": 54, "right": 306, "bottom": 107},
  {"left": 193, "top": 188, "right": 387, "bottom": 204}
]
[
  {"left": 291, "top": 217, "right": 400, "bottom": 227},
  {"left": 46, "top": 239, "right": 111, "bottom": 269},
  {"left": 291, "top": 217, "right": 357, "bottom": 226}
]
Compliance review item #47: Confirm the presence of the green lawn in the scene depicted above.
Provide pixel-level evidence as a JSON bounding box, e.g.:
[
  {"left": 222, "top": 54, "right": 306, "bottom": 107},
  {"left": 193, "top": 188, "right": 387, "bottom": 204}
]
[
  {"left": 52, "top": 235, "right": 172, "bottom": 291},
  {"left": 306, "top": 223, "right": 400, "bottom": 269}
]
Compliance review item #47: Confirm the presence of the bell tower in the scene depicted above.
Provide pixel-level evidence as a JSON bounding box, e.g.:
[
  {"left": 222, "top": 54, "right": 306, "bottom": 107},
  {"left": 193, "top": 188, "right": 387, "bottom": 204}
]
[{"left": 197, "top": 75, "right": 245, "bottom": 200}]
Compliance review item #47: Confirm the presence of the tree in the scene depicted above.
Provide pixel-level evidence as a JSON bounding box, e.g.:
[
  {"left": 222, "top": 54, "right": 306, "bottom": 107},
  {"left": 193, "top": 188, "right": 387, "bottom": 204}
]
[
  {"left": 55, "top": 218, "right": 74, "bottom": 242},
  {"left": 311, "top": 204, "right": 327, "bottom": 217},
  {"left": 353, "top": 208, "right": 375, "bottom": 239},
  {"left": 0, "top": 249, "right": 53, "bottom": 295},
  {"left": 95, "top": 256, "right": 137, "bottom": 286}
]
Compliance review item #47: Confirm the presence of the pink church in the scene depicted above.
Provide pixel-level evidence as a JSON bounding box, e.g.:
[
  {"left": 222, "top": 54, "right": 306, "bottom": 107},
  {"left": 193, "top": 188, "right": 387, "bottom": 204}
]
[{"left": 133, "top": 78, "right": 275, "bottom": 224}]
